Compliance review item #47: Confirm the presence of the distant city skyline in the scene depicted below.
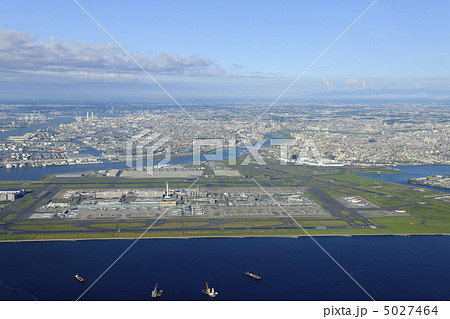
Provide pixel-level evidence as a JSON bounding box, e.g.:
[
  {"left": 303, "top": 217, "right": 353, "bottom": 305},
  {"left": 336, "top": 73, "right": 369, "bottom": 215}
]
[{"left": 1, "top": 0, "right": 450, "bottom": 103}]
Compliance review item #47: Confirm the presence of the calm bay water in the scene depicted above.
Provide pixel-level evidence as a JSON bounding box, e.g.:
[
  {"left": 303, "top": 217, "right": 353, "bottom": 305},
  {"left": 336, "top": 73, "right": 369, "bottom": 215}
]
[
  {"left": 0, "top": 236, "right": 449, "bottom": 301},
  {"left": 0, "top": 148, "right": 249, "bottom": 181},
  {"left": 0, "top": 139, "right": 275, "bottom": 182},
  {"left": 360, "top": 165, "right": 450, "bottom": 193},
  {"left": 0, "top": 117, "right": 75, "bottom": 142}
]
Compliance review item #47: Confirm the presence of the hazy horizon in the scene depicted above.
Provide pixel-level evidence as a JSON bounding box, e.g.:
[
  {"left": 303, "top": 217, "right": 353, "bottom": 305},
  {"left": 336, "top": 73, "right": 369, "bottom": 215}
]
[{"left": 1, "top": 0, "right": 450, "bottom": 104}]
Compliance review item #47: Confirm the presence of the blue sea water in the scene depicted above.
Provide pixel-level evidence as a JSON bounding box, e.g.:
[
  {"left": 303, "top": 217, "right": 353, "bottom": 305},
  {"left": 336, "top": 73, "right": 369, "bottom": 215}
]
[{"left": 0, "top": 236, "right": 449, "bottom": 301}]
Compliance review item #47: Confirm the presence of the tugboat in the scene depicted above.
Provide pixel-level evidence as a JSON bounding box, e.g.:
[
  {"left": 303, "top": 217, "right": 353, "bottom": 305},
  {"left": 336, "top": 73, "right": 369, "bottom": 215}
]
[
  {"left": 202, "top": 282, "right": 218, "bottom": 298},
  {"left": 244, "top": 271, "right": 261, "bottom": 280},
  {"left": 151, "top": 283, "right": 163, "bottom": 298},
  {"left": 75, "top": 274, "right": 85, "bottom": 283}
]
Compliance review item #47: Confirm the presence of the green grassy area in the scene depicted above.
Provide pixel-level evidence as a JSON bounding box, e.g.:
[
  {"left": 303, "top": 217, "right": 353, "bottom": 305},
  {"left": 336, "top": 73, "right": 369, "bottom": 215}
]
[
  {"left": 15, "top": 220, "right": 56, "bottom": 224},
  {"left": 420, "top": 222, "right": 450, "bottom": 232},
  {"left": 326, "top": 229, "right": 373, "bottom": 234},
  {"left": 154, "top": 222, "right": 184, "bottom": 228},
  {"left": 293, "top": 219, "right": 349, "bottom": 227},
  {"left": 314, "top": 177, "right": 332, "bottom": 182},
  {"left": 4, "top": 194, "right": 30, "bottom": 211},
  {"left": 308, "top": 194, "right": 323, "bottom": 206},
  {"left": 293, "top": 220, "right": 322, "bottom": 227},
  {"left": 324, "top": 174, "right": 387, "bottom": 186},
  {"left": 10, "top": 223, "right": 86, "bottom": 231},
  {"left": 154, "top": 221, "right": 210, "bottom": 228},
  {"left": 35, "top": 198, "right": 48, "bottom": 209},
  {"left": 183, "top": 229, "right": 261, "bottom": 236},
  {"left": 369, "top": 216, "right": 427, "bottom": 232},
  {"left": 0, "top": 234, "right": 37, "bottom": 241},
  {"left": 217, "top": 217, "right": 282, "bottom": 221},
  {"left": 34, "top": 232, "right": 114, "bottom": 240},
  {"left": 320, "top": 220, "right": 350, "bottom": 226},
  {"left": 54, "top": 184, "right": 112, "bottom": 189},
  {"left": 345, "top": 190, "right": 411, "bottom": 207},
  {"left": 0, "top": 183, "right": 37, "bottom": 189},
  {"left": 322, "top": 188, "right": 348, "bottom": 196},
  {"left": 213, "top": 221, "right": 284, "bottom": 228},
  {"left": 19, "top": 198, "right": 37, "bottom": 209},
  {"left": 346, "top": 167, "right": 402, "bottom": 175},
  {"left": 298, "top": 216, "right": 342, "bottom": 220},
  {"left": 43, "top": 224, "right": 86, "bottom": 231},
  {"left": 114, "top": 231, "right": 183, "bottom": 238},
  {"left": 3, "top": 214, "right": 17, "bottom": 221},
  {"left": 166, "top": 218, "right": 209, "bottom": 221},
  {"left": 89, "top": 223, "right": 118, "bottom": 229},
  {"left": 406, "top": 204, "right": 450, "bottom": 221},
  {"left": 371, "top": 215, "right": 450, "bottom": 233},
  {"left": 10, "top": 225, "right": 46, "bottom": 231},
  {"left": 142, "top": 231, "right": 184, "bottom": 237},
  {"left": 254, "top": 229, "right": 304, "bottom": 236},
  {"left": 359, "top": 185, "right": 443, "bottom": 204},
  {"left": 90, "top": 222, "right": 147, "bottom": 229}
]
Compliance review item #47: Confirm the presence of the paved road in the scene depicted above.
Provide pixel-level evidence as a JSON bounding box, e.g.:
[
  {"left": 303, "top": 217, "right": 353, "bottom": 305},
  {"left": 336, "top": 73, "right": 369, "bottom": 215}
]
[
  {"left": 307, "top": 186, "right": 373, "bottom": 225},
  {"left": 4, "top": 185, "right": 61, "bottom": 220}
]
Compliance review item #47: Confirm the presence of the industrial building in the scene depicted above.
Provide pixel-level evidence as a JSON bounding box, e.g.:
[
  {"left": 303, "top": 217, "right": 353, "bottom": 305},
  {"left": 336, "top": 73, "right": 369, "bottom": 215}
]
[{"left": 0, "top": 189, "right": 26, "bottom": 201}]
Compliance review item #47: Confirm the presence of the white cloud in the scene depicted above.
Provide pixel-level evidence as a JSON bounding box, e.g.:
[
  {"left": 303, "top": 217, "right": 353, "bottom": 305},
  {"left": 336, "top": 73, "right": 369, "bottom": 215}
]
[
  {"left": 341, "top": 78, "right": 369, "bottom": 90},
  {"left": 0, "top": 29, "right": 231, "bottom": 79},
  {"left": 322, "top": 77, "right": 335, "bottom": 91},
  {"left": 321, "top": 77, "right": 381, "bottom": 91}
]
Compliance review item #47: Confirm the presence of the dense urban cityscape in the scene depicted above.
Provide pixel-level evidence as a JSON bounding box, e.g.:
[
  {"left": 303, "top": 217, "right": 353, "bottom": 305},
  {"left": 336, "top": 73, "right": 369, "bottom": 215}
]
[{"left": 1, "top": 103, "right": 448, "bottom": 169}]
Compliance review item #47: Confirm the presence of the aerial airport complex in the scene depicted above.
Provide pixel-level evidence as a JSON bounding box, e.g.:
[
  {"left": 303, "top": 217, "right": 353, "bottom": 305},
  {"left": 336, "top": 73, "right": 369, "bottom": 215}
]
[{"left": 0, "top": 104, "right": 449, "bottom": 240}]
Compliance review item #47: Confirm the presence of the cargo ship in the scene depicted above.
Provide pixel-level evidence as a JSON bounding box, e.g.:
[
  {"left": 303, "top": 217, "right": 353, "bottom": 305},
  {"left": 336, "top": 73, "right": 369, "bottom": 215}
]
[
  {"left": 244, "top": 271, "right": 261, "bottom": 280},
  {"left": 202, "top": 282, "right": 218, "bottom": 298},
  {"left": 151, "top": 283, "right": 163, "bottom": 298},
  {"left": 75, "top": 274, "right": 85, "bottom": 283}
]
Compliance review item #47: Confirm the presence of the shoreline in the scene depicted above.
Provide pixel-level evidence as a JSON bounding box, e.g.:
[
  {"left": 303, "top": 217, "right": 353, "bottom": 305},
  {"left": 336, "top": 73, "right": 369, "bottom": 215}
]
[
  {"left": 407, "top": 180, "right": 450, "bottom": 191},
  {"left": 1, "top": 232, "right": 449, "bottom": 244}
]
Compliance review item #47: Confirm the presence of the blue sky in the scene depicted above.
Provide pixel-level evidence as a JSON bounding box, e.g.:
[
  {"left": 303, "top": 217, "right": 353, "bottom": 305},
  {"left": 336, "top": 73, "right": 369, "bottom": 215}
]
[{"left": 1, "top": 0, "right": 450, "bottom": 102}]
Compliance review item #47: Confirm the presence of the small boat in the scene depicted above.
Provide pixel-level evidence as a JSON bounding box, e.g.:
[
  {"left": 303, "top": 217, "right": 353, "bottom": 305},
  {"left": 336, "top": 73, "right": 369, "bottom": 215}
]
[
  {"left": 244, "top": 271, "right": 261, "bottom": 280},
  {"left": 151, "top": 283, "right": 163, "bottom": 298},
  {"left": 75, "top": 274, "right": 85, "bottom": 283},
  {"left": 202, "top": 282, "right": 218, "bottom": 298}
]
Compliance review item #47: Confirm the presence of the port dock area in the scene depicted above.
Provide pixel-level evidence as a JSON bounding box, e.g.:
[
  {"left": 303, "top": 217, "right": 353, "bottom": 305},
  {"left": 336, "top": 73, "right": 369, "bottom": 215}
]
[{"left": 407, "top": 175, "right": 450, "bottom": 191}]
